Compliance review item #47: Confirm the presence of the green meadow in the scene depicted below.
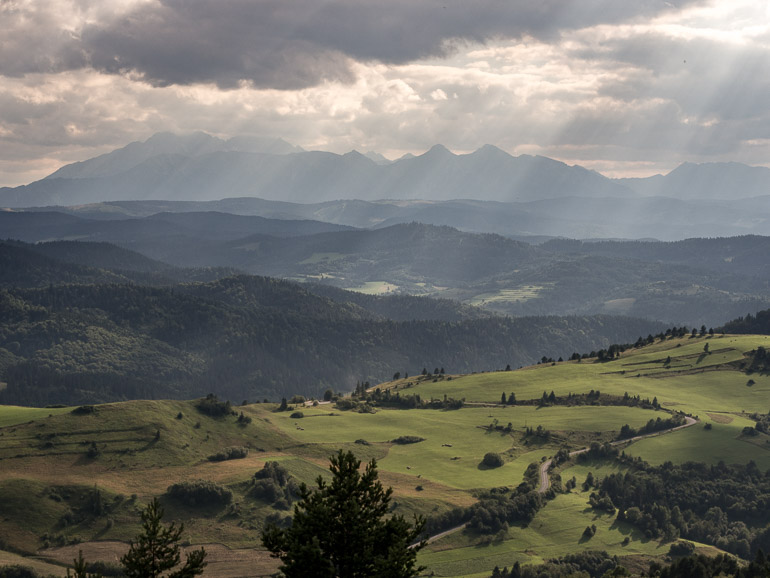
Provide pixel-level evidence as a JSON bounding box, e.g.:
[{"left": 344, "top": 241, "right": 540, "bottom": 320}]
[
  {"left": 270, "top": 405, "right": 662, "bottom": 489},
  {"left": 0, "top": 405, "right": 72, "bottom": 427},
  {"left": 405, "top": 335, "right": 770, "bottom": 417},
  {"left": 418, "top": 491, "right": 676, "bottom": 577},
  {"left": 1, "top": 334, "right": 768, "bottom": 577}
]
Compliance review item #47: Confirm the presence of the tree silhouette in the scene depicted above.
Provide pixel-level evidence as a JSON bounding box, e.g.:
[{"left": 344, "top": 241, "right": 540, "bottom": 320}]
[
  {"left": 262, "top": 450, "right": 425, "bottom": 577},
  {"left": 121, "top": 498, "right": 206, "bottom": 578}
]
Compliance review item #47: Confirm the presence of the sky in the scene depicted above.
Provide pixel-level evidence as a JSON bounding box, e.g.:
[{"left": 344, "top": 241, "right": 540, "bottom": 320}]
[{"left": 1, "top": 0, "right": 769, "bottom": 187}]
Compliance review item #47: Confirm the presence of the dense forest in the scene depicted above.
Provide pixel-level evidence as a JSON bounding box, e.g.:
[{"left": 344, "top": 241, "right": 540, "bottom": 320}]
[
  {"left": 592, "top": 457, "right": 770, "bottom": 558},
  {"left": 0, "top": 271, "right": 666, "bottom": 405}
]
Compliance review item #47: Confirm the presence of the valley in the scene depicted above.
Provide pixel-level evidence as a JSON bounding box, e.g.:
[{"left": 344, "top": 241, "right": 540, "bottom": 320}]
[
  {"left": 2, "top": 133, "right": 770, "bottom": 577},
  {"left": 0, "top": 333, "right": 768, "bottom": 576}
]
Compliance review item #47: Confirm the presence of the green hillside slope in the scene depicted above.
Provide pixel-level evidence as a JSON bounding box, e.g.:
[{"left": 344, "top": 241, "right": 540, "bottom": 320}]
[{"left": 1, "top": 334, "right": 769, "bottom": 577}]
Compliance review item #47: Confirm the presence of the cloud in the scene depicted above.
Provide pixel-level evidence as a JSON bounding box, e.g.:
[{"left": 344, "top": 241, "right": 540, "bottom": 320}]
[{"left": 2, "top": 0, "right": 702, "bottom": 89}]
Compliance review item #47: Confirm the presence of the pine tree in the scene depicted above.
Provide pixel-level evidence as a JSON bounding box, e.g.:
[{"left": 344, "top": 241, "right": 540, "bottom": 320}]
[
  {"left": 121, "top": 498, "right": 206, "bottom": 578},
  {"left": 262, "top": 450, "right": 425, "bottom": 577}
]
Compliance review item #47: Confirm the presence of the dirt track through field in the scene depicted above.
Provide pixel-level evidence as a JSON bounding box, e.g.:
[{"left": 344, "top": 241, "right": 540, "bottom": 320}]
[
  {"left": 419, "top": 414, "right": 698, "bottom": 546},
  {"left": 536, "top": 415, "right": 698, "bottom": 493}
]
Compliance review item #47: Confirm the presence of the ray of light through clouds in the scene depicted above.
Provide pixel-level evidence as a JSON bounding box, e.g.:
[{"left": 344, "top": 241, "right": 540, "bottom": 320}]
[{"left": 0, "top": 0, "right": 768, "bottom": 186}]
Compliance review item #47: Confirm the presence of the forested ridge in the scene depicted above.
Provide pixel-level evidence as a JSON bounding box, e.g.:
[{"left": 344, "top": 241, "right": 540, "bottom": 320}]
[{"left": 0, "top": 276, "right": 665, "bottom": 406}]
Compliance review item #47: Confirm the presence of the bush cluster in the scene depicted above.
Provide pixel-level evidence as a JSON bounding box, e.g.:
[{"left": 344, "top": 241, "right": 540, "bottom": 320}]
[
  {"left": 166, "top": 480, "right": 232, "bottom": 507},
  {"left": 207, "top": 446, "right": 249, "bottom": 462}
]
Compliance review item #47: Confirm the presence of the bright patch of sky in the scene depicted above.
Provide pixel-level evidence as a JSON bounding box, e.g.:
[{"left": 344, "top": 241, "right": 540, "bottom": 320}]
[{"left": 0, "top": 0, "right": 768, "bottom": 186}]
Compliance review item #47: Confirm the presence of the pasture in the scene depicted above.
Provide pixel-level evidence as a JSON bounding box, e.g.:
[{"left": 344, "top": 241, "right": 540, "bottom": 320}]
[{"left": 1, "top": 334, "right": 768, "bottom": 577}]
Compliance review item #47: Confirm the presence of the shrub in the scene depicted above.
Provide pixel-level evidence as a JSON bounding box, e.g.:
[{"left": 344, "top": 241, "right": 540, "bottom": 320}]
[
  {"left": 72, "top": 405, "right": 97, "bottom": 415},
  {"left": 166, "top": 480, "right": 232, "bottom": 507},
  {"left": 195, "top": 394, "right": 234, "bottom": 417},
  {"left": 251, "top": 462, "right": 299, "bottom": 506},
  {"left": 391, "top": 436, "right": 425, "bottom": 445},
  {"left": 354, "top": 439, "right": 370, "bottom": 445},
  {"left": 290, "top": 411, "right": 304, "bottom": 419},
  {"left": 481, "top": 452, "right": 505, "bottom": 468},
  {"left": 668, "top": 541, "right": 695, "bottom": 557},
  {"left": 207, "top": 446, "right": 249, "bottom": 462}
]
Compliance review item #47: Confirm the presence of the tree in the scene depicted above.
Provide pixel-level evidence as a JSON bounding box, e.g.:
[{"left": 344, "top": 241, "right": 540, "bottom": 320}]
[
  {"left": 121, "top": 498, "right": 206, "bottom": 578},
  {"left": 262, "top": 450, "right": 425, "bottom": 578},
  {"left": 67, "top": 551, "right": 101, "bottom": 578}
]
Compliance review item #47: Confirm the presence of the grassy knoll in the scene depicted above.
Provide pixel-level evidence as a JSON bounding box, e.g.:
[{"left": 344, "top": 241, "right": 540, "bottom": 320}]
[
  {"left": 418, "top": 491, "right": 674, "bottom": 577},
  {"left": 401, "top": 335, "right": 770, "bottom": 419},
  {"left": 269, "top": 405, "right": 660, "bottom": 490},
  {"left": 2, "top": 335, "right": 769, "bottom": 576},
  {"left": 624, "top": 413, "right": 770, "bottom": 469},
  {"left": 0, "top": 405, "right": 72, "bottom": 427}
]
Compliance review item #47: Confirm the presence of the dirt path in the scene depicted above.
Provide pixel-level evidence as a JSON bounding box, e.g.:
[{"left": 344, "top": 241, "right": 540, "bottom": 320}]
[
  {"left": 536, "top": 415, "right": 698, "bottom": 493},
  {"left": 420, "top": 416, "right": 697, "bottom": 546}
]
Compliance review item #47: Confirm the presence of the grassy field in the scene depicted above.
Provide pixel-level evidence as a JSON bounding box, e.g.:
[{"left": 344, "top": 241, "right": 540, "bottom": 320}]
[
  {"left": 1, "top": 334, "right": 769, "bottom": 577},
  {"left": 403, "top": 335, "right": 770, "bottom": 417},
  {"left": 344, "top": 281, "right": 400, "bottom": 294},
  {"left": 0, "top": 405, "right": 72, "bottom": 427},
  {"left": 469, "top": 286, "right": 547, "bottom": 306},
  {"left": 298, "top": 252, "right": 345, "bottom": 265},
  {"left": 268, "top": 405, "right": 661, "bottom": 489},
  {"left": 418, "top": 491, "right": 674, "bottom": 576}
]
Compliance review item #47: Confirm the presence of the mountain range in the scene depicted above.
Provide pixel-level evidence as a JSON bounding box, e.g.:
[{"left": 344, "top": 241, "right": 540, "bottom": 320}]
[
  {"left": 1, "top": 133, "right": 769, "bottom": 222},
  {"left": 4, "top": 211, "right": 770, "bottom": 326}
]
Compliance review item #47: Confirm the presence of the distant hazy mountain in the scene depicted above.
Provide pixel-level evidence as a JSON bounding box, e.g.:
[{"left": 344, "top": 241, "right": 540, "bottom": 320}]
[
  {"left": 0, "top": 133, "right": 634, "bottom": 207},
  {"left": 619, "top": 162, "right": 770, "bottom": 199},
  {"left": 0, "top": 210, "right": 353, "bottom": 245},
  {"left": 45, "top": 131, "right": 303, "bottom": 180},
  {"left": 29, "top": 194, "right": 770, "bottom": 241},
  {"left": 3, "top": 132, "right": 769, "bottom": 239}
]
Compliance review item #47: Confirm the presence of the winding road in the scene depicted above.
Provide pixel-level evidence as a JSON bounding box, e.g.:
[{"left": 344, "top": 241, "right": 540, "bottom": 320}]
[
  {"left": 417, "top": 414, "right": 698, "bottom": 546},
  {"left": 536, "top": 415, "right": 698, "bottom": 493}
]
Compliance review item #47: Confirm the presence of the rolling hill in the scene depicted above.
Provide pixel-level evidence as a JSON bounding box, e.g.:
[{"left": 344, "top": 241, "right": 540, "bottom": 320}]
[{"left": 1, "top": 332, "right": 769, "bottom": 577}]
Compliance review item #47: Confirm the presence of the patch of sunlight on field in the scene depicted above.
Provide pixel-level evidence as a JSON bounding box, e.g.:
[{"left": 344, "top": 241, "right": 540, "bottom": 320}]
[
  {"left": 419, "top": 492, "right": 671, "bottom": 577},
  {"left": 408, "top": 335, "right": 770, "bottom": 417},
  {"left": 298, "top": 252, "right": 345, "bottom": 265},
  {"left": 469, "top": 286, "right": 547, "bottom": 306},
  {"left": 270, "top": 406, "right": 664, "bottom": 489},
  {"left": 625, "top": 414, "right": 770, "bottom": 469},
  {"left": 345, "top": 281, "right": 399, "bottom": 294},
  {"left": 0, "top": 405, "right": 72, "bottom": 427},
  {"left": 603, "top": 298, "right": 636, "bottom": 314}
]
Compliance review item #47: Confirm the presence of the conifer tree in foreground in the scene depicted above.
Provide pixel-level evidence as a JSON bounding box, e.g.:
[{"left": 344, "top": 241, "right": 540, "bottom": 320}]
[
  {"left": 262, "top": 450, "right": 426, "bottom": 577},
  {"left": 121, "top": 498, "right": 207, "bottom": 578}
]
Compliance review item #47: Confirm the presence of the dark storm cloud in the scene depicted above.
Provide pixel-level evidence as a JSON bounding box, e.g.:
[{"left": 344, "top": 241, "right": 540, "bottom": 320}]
[{"left": 4, "top": 0, "right": 700, "bottom": 89}]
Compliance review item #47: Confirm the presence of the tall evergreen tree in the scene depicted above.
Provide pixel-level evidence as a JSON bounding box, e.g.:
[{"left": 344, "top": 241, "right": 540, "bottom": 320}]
[
  {"left": 262, "top": 450, "right": 425, "bottom": 577},
  {"left": 121, "top": 498, "right": 206, "bottom": 578}
]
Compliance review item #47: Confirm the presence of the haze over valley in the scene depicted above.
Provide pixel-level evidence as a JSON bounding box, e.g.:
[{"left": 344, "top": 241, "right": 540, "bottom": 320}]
[{"left": 2, "top": 1, "right": 770, "bottom": 577}]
